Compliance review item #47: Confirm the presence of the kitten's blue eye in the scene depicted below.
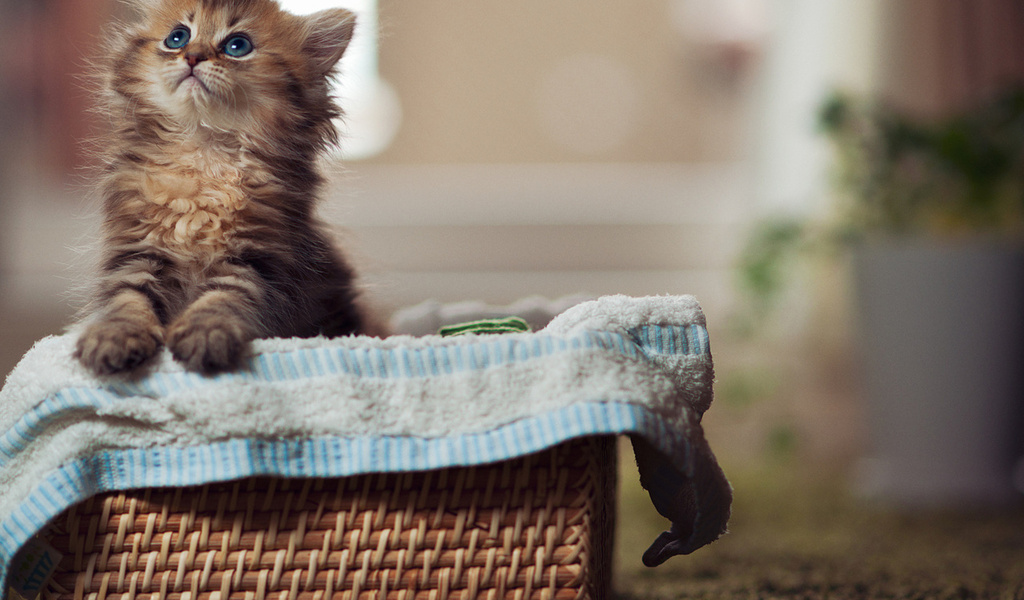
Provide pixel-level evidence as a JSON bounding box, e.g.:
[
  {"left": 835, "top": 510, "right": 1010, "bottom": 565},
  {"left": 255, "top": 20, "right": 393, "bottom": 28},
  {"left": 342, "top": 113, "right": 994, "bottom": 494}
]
[
  {"left": 223, "top": 34, "right": 254, "bottom": 58},
  {"left": 164, "top": 26, "right": 191, "bottom": 50}
]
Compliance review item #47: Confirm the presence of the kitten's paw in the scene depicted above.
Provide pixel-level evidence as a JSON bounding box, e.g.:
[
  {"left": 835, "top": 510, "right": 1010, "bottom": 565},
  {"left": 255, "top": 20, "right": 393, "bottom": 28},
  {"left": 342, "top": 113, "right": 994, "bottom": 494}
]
[
  {"left": 75, "top": 320, "right": 164, "bottom": 376},
  {"left": 167, "top": 316, "right": 250, "bottom": 374}
]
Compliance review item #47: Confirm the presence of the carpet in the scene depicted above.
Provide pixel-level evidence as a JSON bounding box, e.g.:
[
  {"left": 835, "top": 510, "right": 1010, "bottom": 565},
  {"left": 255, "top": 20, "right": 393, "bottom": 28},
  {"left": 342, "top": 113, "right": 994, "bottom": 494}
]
[{"left": 614, "top": 452, "right": 1024, "bottom": 599}]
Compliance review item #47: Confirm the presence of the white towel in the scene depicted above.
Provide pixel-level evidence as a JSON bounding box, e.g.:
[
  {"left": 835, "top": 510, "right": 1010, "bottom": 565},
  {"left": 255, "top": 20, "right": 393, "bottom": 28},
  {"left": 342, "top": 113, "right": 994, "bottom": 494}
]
[{"left": 0, "top": 294, "right": 731, "bottom": 597}]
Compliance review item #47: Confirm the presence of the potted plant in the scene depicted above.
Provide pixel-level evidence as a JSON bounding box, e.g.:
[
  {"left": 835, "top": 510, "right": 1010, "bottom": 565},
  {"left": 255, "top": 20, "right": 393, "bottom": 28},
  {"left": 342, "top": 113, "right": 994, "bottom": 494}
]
[{"left": 740, "top": 87, "right": 1024, "bottom": 506}]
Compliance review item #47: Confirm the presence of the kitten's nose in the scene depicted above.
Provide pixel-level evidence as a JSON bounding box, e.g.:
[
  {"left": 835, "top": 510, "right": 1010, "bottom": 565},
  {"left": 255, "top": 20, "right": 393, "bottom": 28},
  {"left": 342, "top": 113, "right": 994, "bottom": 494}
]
[{"left": 185, "top": 53, "right": 208, "bottom": 68}]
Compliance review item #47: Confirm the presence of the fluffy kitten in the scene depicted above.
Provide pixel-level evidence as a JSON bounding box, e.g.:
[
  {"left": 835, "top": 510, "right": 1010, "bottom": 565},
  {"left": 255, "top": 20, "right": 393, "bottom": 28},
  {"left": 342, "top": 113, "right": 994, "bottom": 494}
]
[{"left": 75, "top": 0, "right": 366, "bottom": 376}]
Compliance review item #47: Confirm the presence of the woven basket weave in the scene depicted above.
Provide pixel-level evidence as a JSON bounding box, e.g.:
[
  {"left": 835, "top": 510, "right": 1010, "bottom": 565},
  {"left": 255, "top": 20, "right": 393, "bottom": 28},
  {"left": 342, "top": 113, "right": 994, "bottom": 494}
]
[{"left": 40, "top": 437, "right": 616, "bottom": 600}]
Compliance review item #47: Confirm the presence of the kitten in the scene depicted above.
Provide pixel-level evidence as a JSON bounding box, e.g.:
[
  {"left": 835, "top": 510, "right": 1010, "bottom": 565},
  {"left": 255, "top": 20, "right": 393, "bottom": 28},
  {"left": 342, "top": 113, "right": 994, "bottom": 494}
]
[{"left": 75, "top": 0, "right": 367, "bottom": 376}]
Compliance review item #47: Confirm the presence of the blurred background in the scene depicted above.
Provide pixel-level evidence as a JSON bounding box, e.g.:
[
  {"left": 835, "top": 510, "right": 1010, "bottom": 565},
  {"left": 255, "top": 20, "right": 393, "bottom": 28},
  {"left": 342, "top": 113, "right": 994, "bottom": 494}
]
[{"left": 2, "top": 0, "right": 1024, "bottom": 593}]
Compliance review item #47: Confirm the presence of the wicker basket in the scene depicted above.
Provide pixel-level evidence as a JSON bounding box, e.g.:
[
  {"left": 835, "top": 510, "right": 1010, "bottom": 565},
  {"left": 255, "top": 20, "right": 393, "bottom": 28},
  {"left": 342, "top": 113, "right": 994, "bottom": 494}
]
[{"left": 39, "top": 437, "right": 616, "bottom": 600}]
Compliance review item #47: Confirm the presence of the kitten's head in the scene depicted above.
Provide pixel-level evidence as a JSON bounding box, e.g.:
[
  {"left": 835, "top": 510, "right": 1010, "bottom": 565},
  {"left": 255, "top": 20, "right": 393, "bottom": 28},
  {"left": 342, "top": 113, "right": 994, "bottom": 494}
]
[{"left": 110, "top": 0, "right": 354, "bottom": 140}]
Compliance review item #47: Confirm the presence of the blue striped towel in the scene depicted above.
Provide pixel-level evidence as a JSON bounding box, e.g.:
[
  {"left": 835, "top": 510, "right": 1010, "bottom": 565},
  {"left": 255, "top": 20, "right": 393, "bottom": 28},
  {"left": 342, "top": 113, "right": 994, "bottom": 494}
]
[{"left": 0, "top": 294, "right": 731, "bottom": 597}]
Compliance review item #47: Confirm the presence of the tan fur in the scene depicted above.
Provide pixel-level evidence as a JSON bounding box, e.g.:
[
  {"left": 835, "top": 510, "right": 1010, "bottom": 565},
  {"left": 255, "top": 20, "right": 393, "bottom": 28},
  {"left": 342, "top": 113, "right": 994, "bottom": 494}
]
[
  {"left": 76, "top": 0, "right": 366, "bottom": 376},
  {"left": 111, "top": 138, "right": 259, "bottom": 262}
]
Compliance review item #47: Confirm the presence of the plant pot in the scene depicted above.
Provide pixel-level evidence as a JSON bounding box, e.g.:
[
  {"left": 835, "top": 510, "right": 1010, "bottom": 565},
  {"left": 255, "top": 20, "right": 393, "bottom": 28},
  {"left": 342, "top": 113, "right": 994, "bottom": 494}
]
[{"left": 853, "top": 238, "right": 1024, "bottom": 507}]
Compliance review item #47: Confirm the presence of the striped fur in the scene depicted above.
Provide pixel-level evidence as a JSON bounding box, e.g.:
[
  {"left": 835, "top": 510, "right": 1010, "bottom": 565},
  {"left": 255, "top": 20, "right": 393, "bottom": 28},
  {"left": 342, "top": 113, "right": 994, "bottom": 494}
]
[{"left": 75, "top": 0, "right": 366, "bottom": 375}]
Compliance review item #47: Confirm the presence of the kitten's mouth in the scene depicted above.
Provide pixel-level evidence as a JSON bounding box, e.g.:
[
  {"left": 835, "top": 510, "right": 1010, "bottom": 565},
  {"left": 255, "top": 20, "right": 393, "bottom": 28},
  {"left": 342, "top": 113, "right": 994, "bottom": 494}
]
[{"left": 177, "top": 72, "right": 212, "bottom": 95}]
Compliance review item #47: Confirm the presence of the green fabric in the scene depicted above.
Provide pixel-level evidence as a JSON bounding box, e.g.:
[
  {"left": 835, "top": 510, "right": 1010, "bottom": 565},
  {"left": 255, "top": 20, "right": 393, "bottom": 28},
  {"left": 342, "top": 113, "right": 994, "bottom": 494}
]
[{"left": 438, "top": 316, "right": 531, "bottom": 337}]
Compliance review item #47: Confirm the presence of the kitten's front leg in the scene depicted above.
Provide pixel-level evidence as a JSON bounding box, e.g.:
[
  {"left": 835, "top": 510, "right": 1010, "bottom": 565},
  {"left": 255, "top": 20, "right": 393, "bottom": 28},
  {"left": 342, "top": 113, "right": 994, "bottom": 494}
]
[
  {"left": 166, "top": 282, "right": 262, "bottom": 374},
  {"left": 75, "top": 289, "right": 164, "bottom": 375}
]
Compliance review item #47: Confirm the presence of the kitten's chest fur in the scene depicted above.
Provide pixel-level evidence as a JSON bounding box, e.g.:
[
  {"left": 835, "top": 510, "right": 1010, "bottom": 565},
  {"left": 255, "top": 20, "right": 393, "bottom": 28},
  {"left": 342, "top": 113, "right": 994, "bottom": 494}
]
[{"left": 125, "top": 137, "right": 264, "bottom": 262}]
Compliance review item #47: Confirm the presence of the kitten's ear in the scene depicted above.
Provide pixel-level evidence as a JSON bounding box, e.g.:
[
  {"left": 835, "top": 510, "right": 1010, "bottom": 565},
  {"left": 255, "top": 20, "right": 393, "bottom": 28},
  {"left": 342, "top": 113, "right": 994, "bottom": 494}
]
[{"left": 302, "top": 9, "right": 357, "bottom": 77}]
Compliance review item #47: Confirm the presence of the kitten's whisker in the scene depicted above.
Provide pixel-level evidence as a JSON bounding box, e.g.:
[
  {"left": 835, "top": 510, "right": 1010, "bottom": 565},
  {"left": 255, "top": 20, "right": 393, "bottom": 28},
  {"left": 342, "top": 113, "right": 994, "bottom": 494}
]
[{"left": 235, "top": 84, "right": 252, "bottom": 111}]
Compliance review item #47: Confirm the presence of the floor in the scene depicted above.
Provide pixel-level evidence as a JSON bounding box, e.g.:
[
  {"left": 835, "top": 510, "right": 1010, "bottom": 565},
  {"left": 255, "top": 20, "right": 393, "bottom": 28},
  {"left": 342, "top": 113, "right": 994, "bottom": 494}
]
[{"left": 613, "top": 453, "right": 1024, "bottom": 599}]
